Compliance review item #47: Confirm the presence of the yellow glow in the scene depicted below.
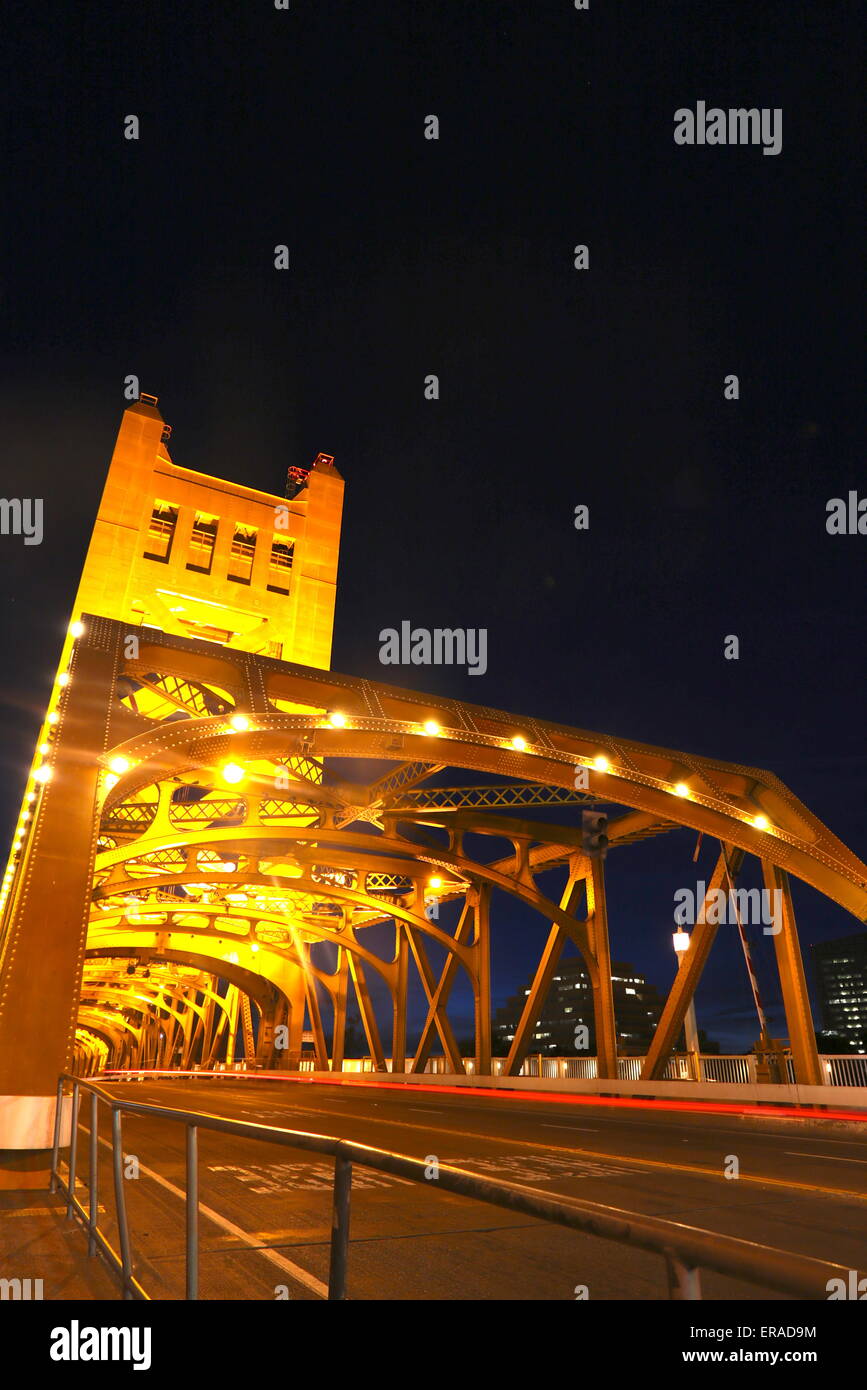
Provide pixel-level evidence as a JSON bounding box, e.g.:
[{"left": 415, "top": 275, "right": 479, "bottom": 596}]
[
  {"left": 674, "top": 782, "right": 689, "bottom": 798},
  {"left": 110, "top": 756, "right": 130, "bottom": 775},
  {"left": 104, "top": 773, "right": 119, "bottom": 791},
  {"left": 47, "top": 712, "right": 58, "bottom": 725},
  {"left": 511, "top": 735, "right": 527, "bottom": 751},
  {"left": 34, "top": 766, "right": 53, "bottom": 783},
  {"left": 753, "top": 814, "right": 770, "bottom": 831},
  {"left": 68, "top": 621, "right": 85, "bottom": 638},
  {"left": 26, "top": 792, "right": 35, "bottom": 802},
  {"left": 428, "top": 875, "right": 443, "bottom": 890},
  {"left": 39, "top": 743, "right": 49, "bottom": 754},
  {"left": 673, "top": 931, "right": 691, "bottom": 953},
  {"left": 229, "top": 713, "right": 250, "bottom": 732},
  {"left": 593, "top": 755, "right": 609, "bottom": 772},
  {"left": 58, "top": 673, "right": 69, "bottom": 687},
  {"left": 423, "top": 720, "right": 440, "bottom": 736},
  {"left": 221, "top": 763, "right": 246, "bottom": 785},
  {"left": 250, "top": 943, "right": 259, "bottom": 954},
  {"left": 328, "top": 711, "right": 347, "bottom": 728}
]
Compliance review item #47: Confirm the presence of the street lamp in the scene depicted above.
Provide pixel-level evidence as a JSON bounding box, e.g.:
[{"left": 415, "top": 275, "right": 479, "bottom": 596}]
[{"left": 672, "top": 929, "right": 701, "bottom": 1077}]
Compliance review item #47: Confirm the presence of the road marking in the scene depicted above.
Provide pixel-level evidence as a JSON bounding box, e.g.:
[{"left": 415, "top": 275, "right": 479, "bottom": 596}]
[
  {"left": 209, "top": 1160, "right": 412, "bottom": 1193},
  {"left": 409, "top": 1107, "right": 443, "bottom": 1114},
  {"left": 449, "top": 1153, "right": 632, "bottom": 1180},
  {"left": 230, "top": 1105, "right": 867, "bottom": 1204},
  {"left": 785, "top": 1151, "right": 867, "bottom": 1165},
  {"left": 87, "top": 1131, "right": 328, "bottom": 1299}
]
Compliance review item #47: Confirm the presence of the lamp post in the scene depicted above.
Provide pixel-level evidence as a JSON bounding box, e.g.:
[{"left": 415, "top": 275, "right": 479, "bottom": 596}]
[{"left": 673, "top": 930, "right": 701, "bottom": 1080}]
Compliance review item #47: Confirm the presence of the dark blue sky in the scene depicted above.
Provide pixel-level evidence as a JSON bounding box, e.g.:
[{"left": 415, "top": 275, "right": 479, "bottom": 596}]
[{"left": 0, "top": 1, "right": 863, "bottom": 1053}]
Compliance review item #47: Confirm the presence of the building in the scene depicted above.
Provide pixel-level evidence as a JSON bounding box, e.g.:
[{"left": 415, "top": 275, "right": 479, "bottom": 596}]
[
  {"left": 493, "top": 956, "right": 664, "bottom": 1055},
  {"left": 812, "top": 933, "right": 867, "bottom": 1047}
]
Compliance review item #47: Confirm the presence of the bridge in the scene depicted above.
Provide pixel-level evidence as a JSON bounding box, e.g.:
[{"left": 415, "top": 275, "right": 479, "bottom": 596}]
[{"left": 1, "top": 396, "right": 865, "bottom": 1301}]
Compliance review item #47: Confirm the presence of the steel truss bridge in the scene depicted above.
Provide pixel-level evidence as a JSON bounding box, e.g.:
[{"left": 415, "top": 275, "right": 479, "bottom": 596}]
[{"left": 2, "top": 614, "right": 866, "bottom": 1121}]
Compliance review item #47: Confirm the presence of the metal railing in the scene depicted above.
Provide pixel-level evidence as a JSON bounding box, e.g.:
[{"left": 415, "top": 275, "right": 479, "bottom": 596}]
[
  {"left": 825, "top": 1054, "right": 867, "bottom": 1087},
  {"left": 51, "top": 1072, "right": 862, "bottom": 1303},
  {"left": 294, "top": 1052, "right": 865, "bottom": 1087}
]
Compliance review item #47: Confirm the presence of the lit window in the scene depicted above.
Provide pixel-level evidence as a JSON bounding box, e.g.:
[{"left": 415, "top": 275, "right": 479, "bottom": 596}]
[
  {"left": 228, "top": 524, "right": 257, "bottom": 584},
  {"left": 144, "top": 501, "right": 178, "bottom": 563},
  {"left": 187, "top": 512, "right": 219, "bottom": 575},
  {"left": 267, "top": 537, "right": 295, "bottom": 595}
]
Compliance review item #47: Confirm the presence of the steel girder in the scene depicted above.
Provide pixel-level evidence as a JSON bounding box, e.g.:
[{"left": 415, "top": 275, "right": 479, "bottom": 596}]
[{"left": 1, "top": 614, "right": 865, "bottom": 1112}]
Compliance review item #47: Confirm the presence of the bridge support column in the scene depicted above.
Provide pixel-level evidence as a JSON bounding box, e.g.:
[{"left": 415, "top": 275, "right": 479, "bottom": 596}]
[
  {"left": 348, "top": 954, "right": 387, "bottom": 1072},
  {"left": 391, "top": 922, "right": 408, "bottom": 1074},
  {"left": 585, "top": 857, "right": 617, "bottom": 1080},
  {"left": 761, "top": 861, "right": 823, "bottom": 1086},
  {"left": 255, "top": 990, "right": 283, "bottom": 1069},
  {"left": 331, "top": 947, "right": 348, "bottom": 1073},
  {"left": 474, "top": 886, "right": 492, "bottom": 1075},
  {"left": 0, "top": 636, "right": 117, "bottom": 1186}
]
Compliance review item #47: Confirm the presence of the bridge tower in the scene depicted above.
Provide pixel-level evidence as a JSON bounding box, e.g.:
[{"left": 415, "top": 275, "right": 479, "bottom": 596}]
[{"left": 0, "top": 397, "right": 343, "bottom": 1183}]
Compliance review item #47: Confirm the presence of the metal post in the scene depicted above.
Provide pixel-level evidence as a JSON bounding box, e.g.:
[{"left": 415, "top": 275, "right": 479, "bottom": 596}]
[
  {"left": 665, "top": 1252, "right": 702, "bottom": 1300},
  {"left": 674, "top": 936, "right": 701, "bottom": 1077},
  {"left": 111, "top": 1107, "right": 134, "bottom": 1298},
  {"left": 328, "top": 1153, "right": 352, "bottom": 1300},
  {"left": 66, "top": 1083, "right": 80, "bottom": 1218},
  {"left": 50, "top": 1076, "right": 64, "bottom": 1193},
  {"left": 186, "top": 1125, "right": 199, "bottom": 1300},
  {"left": 88, "top": 1090, "right": 99, "bottom": 1255}
]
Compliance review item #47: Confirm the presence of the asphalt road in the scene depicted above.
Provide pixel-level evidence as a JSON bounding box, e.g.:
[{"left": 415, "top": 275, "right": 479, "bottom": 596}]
[{"left": 70, "top": 1078, "right": 867, "bottom": 1301}]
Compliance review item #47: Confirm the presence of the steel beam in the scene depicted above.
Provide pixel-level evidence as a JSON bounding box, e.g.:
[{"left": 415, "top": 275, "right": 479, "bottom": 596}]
[
  {"left": 642, "top": 848, "right": 743, "bottom": 1081},
  {"left": 760, "top": 860, "right": 823, "bottom": 1086}
]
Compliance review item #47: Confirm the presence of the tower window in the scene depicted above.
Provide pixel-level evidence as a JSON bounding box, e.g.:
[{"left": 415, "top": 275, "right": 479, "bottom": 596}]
[
  {"left": 144, "top": 501, "right": 178, "bottom": 563},
  {"left": 187, "top": 512, "right": 219, "bottom": 575},
  {"left": 267, "top": 537, "right": 294, "bottom": 595},
  {"left": 228, "top": 524, "right": 257, "bottom": 584}
]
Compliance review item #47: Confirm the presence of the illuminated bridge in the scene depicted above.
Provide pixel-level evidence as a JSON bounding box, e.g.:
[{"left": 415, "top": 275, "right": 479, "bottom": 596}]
[{"left": 1, "top": 396, "right": 865, "bottom": 1300}]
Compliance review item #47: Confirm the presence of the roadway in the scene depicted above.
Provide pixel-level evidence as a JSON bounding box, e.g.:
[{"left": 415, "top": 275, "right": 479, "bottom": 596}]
[{"left": 68, "top": 1078, "right": 867, "bottom": 1300}]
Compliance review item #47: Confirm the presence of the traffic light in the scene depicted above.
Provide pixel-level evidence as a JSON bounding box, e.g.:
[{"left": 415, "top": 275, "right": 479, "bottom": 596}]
[{"left": 582, "top": 810, "right": 608, "bottom": 859}]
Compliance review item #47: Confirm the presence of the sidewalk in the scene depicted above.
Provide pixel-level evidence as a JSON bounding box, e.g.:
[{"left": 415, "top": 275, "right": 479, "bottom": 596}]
[{"left": 0, "top": 1189, "right": 119, "bottom": 1299}]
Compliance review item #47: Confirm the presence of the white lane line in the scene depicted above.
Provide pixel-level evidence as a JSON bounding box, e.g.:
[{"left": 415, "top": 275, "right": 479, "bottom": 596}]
[
  {"left": 409, "top": 1107, "right": 443, "bottom": 1114},
  {"left": 88, "top": 1131, "right": 328, "bottom": 1299},
  {"left": 541, "top": 1124, "right": 599, "bottom": 1132},
  {"left": 785, "top": 1151, "right": 867, "bottom": 1165}
]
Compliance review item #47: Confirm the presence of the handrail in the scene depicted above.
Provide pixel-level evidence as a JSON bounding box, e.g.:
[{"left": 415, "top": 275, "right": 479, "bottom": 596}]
[{"left": 51, "top": 1072, "right": 863, "bottom": 1302}]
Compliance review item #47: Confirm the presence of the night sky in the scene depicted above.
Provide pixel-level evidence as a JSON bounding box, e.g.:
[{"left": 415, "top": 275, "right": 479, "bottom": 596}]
[{"left": 1, "top": 2, "right": 863, "bottom": 1052}]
